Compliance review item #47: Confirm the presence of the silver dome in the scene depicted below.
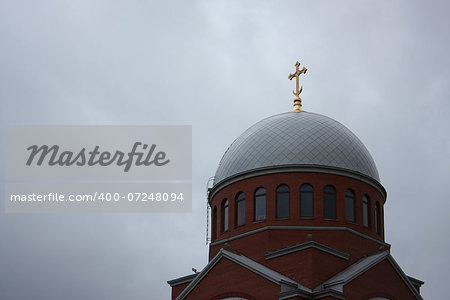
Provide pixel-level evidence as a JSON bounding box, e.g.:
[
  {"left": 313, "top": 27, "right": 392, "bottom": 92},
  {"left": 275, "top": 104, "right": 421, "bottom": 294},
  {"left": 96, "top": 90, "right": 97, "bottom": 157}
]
[{"left": 214, "top": 111, "right": 380, "bottom": 185}]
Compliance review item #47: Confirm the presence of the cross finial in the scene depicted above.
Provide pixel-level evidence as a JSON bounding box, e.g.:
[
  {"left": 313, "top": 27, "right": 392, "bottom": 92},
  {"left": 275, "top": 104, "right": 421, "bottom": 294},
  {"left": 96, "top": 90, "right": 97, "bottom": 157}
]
[{"left": 288, "top": 61, "right": 307, "bottom": 112}]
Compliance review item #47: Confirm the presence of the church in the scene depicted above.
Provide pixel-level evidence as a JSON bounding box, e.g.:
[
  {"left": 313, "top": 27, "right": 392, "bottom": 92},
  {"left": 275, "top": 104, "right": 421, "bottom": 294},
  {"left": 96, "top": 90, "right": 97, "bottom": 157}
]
[{"left": 168, "top": 62, "right": 424, "bottom": 300}]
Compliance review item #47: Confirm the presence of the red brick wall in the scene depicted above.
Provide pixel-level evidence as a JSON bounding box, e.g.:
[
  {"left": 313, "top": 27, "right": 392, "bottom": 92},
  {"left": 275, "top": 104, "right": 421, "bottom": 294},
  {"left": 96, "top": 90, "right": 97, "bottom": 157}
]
[
  {"left": 210, "top": 172, "right": 385, "bottom": 247},
  {"left": 210, "top": 228, "right": 386, "bottom": 263},
  {"left": 171, "top": 282, "right": 191, "bottom": 300},
  {"left": 344, "top": 259, "right": 418, "bottom": 300},
  {"left": 175, "top": 257, "right": 418, "bottom": 300},
  {"left": 184, "top": 257, "right": 281, "bottom": 300},
  {"left": 209, "top": 228, "right": 386, "bottom": 291},
  {"left": 264, "top": 247, "right": 348, "bottom": 289},
  {"left": 204, "top": 172, "right": 390, "bottom": 295}
]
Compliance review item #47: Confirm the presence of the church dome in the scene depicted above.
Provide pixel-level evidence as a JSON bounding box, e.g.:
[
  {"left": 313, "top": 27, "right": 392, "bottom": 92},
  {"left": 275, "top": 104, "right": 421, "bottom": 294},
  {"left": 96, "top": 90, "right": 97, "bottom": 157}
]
[{"left": 214, "top": 111, "right": 380, "bottom": 185}]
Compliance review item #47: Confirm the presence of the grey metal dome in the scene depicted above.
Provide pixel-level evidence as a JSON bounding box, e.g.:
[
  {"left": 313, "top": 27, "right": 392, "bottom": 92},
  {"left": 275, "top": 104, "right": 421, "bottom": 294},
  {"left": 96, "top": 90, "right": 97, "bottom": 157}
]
[{"left": 214, "top": 111, "right": 380, "bottom": 185}]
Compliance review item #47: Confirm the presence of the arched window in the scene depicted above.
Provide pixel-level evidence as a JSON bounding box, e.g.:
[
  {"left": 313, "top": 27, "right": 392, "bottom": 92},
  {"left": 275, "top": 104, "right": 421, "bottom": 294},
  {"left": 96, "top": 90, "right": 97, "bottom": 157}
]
[
  {"left": 345, "top": 189, "right": 355, "bottom": 222},
  {"left": 300, "top": 183, "right": 314, "bottom": 218},
  {"left": 276, "top": 184, "right": 290, "bottom": 219},
  {"left": 323, "top": 185, "right": 336, "bottom": 220},
  {"left": 235, "top": 192, "right": 245, "bottom": 226},
  {"left": 221, "top": 199, "right": 229, "bottom": 232},
  {"left": 363, "top": 195, "right": 370, "bottom": 228},
  {"left": 375, "top": 201, "right": 381, "bottom": 234},
  {"left": 254, "top": 187, "right": 266, "bottom": 221},
  {"left": 212, "top": 206, "right": 217, "bottom": 241}
]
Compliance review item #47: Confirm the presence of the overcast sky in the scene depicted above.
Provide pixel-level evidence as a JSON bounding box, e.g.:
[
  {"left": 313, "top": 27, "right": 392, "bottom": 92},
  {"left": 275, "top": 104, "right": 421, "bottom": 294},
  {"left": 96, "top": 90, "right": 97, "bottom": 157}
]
[{"left": 1, "top": 0, "right": 449, "bottom": 299}]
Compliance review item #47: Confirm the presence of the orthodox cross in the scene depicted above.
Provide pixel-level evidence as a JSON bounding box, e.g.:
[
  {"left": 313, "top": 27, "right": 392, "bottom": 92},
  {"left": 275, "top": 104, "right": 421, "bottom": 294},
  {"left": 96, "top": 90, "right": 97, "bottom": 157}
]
[{"left": 288, "top": 61, "right": 307, "bottom": 112}]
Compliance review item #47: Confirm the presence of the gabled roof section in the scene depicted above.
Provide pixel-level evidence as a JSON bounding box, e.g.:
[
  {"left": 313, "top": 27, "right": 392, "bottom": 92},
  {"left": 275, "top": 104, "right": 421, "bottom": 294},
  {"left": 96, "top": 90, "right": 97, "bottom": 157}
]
[
  {"left": 407, "top": 275, "right": 424, "bottom": 288},
  {"left": 265, "top": 240, "right": 350, "bottom": 260},
  {"left": 317, "top": 251, "right": 423, "bottom": 300},
  {"left": 167, "top": 273, "right": 198, "bottom": 287},
  {"left": 174, "top": 248, "right": 311, "bottom": 300}
]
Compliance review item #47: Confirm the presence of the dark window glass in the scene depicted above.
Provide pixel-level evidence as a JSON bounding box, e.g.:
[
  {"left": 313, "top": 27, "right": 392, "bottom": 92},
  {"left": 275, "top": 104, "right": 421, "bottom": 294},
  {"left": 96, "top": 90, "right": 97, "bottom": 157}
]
[
  {"left": 212, "top": 206, "right": 217, "bottom": 241},
  {"left": 363, "top": 195, "right": 370, "bottom": 228},
  {"left": 221, "top": 199, "right": 229, "bottom": 232},
  {"left": 276, "top": 185, "right": 290, "bottom": 219},
  {"left": 323, "top": 185, "right": 336, "bottom": 220},
  {"left": 236, "top": 192, "right": 245, "bottom": 226},
  {"left": 345, "top": 189, "right": 355, "bottom": 222},
  {"left": 375, "top": 201, "right": 381, "bottom": 234},
  {"left": 300, "top": 183, "right": 314, "bottom": 217},
  {"left": 254, "top": 188, "right": 266, "bottom": 221}
]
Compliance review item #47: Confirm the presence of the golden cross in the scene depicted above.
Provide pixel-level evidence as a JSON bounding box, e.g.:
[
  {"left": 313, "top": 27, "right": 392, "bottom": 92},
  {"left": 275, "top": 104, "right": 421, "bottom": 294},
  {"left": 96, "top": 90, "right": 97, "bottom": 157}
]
[{"left": 288, "top": 61, "right": 307, "bottom": 112}]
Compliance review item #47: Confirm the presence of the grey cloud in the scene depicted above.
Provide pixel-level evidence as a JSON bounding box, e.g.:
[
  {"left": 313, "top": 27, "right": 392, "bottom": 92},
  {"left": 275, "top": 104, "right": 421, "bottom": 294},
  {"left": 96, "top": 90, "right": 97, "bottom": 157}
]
[{"left": 1, "top": 0, "right": 449, "bottom": 299}]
